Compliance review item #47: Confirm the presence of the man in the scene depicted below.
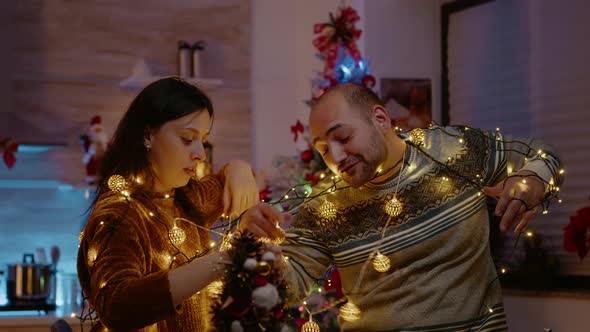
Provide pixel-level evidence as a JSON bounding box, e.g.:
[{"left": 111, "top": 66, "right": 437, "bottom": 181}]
[{"left": 280, "top": 83, "right": 562, "bottom": 331}]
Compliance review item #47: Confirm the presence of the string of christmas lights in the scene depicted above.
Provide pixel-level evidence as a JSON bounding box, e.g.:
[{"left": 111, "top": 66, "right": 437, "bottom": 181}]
[
  {"left": 76, "top": 124, "right": 563, "bottom": 331},
  {"left": 216, "top": 124, "right": 563, "bottom": 329}
]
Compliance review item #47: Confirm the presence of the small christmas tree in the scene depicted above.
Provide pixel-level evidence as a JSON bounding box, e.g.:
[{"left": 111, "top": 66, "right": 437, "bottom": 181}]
[{"left": 265, "top": 5, "right": 376, "bottom": 208}]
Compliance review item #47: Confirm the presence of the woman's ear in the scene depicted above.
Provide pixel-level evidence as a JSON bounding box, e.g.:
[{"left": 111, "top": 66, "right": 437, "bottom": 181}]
[
  {"left": 371, "top": 105, "right": 392, "bottom": 132},
  {"left": 144, "top": 129, "right": 153, "bottom": 151}
]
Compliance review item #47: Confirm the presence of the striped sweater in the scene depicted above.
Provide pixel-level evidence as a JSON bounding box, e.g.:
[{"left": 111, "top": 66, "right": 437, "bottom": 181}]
[{"left": 282, "top": 125, "right": 561, "bottom": 331}]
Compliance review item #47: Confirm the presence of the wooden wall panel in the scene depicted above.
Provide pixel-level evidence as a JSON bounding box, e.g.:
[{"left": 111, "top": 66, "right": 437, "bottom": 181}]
[{"left": 0, "top": 0, "right": 251, "bottom": 183}]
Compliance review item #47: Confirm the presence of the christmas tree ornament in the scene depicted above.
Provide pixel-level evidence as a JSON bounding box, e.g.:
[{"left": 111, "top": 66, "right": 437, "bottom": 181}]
[
  {"left": 300, "top": 149, "right": 314, "bottom": 163},
  {"left": 301, "top": 317, "right": 320, "bottom": 332},
  {"left": 255, "top": 261, "right": 271, "bottom": 276}
]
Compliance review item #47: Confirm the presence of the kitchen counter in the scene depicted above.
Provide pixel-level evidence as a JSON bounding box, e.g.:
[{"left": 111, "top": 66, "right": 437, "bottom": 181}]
[{"left": 0, "top": 315, "right": 90, "bottom": 332}]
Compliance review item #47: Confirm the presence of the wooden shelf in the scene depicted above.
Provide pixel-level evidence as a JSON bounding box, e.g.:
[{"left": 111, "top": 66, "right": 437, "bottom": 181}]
[
  {"left": 12, "top": 75, "right": 223, "bottom": 90},
  {"left": 119, "top": 76, "right": 223, "bottom": 90}
]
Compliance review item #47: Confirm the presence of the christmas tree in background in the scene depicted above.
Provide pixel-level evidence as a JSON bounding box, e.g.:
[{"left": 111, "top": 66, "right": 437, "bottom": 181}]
[
  {"left": 263, "top": 6, "right": 375, "bottom": 331},
  {"left": 264, "top": 5, "right": 376, "bottom": 212}
]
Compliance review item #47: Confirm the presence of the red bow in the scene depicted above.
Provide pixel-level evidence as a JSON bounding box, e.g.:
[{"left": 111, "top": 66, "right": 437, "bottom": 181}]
[
  {"left": 290, "top": 120, "right": 305, "bottom": 142},
  {"left": 313, "top": 6, "right": 363, "bottom": 79},
  {"left": 1, "top": 137, "right": 18, "bottom": 169}
]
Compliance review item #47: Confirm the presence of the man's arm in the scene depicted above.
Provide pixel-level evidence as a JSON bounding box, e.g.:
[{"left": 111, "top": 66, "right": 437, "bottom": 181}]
[
  {"left": 281, "top": 208, "right": 333, "bottom": 304},
  {"left": 482, "top": 130, "right": 564, "bottom": 233}
]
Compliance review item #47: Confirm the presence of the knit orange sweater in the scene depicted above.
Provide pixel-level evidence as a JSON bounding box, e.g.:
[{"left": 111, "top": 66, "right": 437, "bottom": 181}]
[{"left": 77, "top": 174, "right": 225, "bottom": 332}]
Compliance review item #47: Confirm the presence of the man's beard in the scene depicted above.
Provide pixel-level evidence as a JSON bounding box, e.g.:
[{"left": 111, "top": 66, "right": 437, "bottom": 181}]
[{"left": 341, "top": 132, "right": 387, "bottom": 188}]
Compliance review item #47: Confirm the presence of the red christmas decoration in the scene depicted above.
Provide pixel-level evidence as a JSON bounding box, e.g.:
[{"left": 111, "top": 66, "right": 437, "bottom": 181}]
[
  {"left": 80, "top": 115, "right": 108, "bottom": 184},
  {"left": 0, "top": 137, "right": 18, "bottom": 169},
  {"left": 300, "top": 149, "right": 314, "bottom": 164},
  {"left": 323, "top": 268, "right": 344, "bottom": 299},
  {"left": 255, "top": 275, "right": 269, "bottom": 287},
  {"left": 295, "top": 317, "right": 307, "bottom": 330},
  {"left": 224, "top": 294, "right": 253, "bottom": 318},
  {"left": 362, "top": 74, "right": 376, "bottom": 88},
  {"left": 304, "top": 172, "right": 319, "bottom": 187},
  {"left": 563, "top": 197, "right": 590, "bottom": 261},
  {"left": 259, "top": 187, "right": 273, "bottom": 203},
  {"left": 290, "top": 120, "right": 305, "bottom": 142},
  {"left": 313, "top": 7, "right": 363, "bottom": 79}
]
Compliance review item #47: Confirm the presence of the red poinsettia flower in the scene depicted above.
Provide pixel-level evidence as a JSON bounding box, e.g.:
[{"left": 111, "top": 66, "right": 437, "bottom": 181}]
[{"left": 563, "top": 202, "right": 590, "bottom": 261}]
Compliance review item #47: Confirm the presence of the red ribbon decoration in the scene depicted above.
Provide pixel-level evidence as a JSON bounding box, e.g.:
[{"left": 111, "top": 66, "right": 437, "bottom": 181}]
[
  {"left": 313, "top": 6, "right": 363, "bottom": 79},
  {"left": 290, "top": 120, "right": 304, "bottom": 142},
  {"left": 1, "top": 137, "right": 18, "bottom": 169}
]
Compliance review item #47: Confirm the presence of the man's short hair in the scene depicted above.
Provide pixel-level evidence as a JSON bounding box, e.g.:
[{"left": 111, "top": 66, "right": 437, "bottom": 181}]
[{"left": 313, "top": 83, "right": 385, "bottom": 122}]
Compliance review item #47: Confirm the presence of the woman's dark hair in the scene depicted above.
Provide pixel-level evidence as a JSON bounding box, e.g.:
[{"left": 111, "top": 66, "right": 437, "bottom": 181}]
[{"left": 91, "top": 77, "right": 213, "bottom": 209}]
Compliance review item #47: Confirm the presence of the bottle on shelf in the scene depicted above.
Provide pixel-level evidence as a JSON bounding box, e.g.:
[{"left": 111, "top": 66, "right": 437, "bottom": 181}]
[{"left": 178, "top": 40, "right": 191, "bottom": 78}]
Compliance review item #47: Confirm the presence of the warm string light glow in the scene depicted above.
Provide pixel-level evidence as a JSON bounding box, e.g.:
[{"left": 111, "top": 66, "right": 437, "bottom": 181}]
[
  {"left": 301, "top": 319, "right": 320, "bottom": 332},
  {"left": 318, "top": 201, "right": 338, "bottom": 222},
  {"left": 408, "top": 128, "right": 426, "bottom": 147},
  {"left": 85, "top": 124, "right": 564, "bottom": 330},
  {"left": 372, "top": 250, "right": 392, "bottom": 273},
  {"left": 291, "top": 125, "right": 563, "bottom": 326},
  {"left": 301, "top": 315, "right": 320, "bottom": 332},
  {"left": 169, "top": 225, "right": 186, "bottom": 246},
  {"left": 107, "top": 175, "right": 127, "bottom": 193},
  {"left": 339, "top": 301, "right": 362, "bottom": 322},
  {"left": 207, "top": 280, "right": 224, "bottom": 297},
  {"left": 384, "top": 196, "right": 402, "bottom": 217}
]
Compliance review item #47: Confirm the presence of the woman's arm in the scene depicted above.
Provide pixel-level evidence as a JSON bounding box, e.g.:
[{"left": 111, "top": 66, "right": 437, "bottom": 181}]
[
  {"left": 221, "top": 160, "right": 259, "bottom": 217},
  {"left": 167, "top": 251, "right": 227, "bottom": 307}
]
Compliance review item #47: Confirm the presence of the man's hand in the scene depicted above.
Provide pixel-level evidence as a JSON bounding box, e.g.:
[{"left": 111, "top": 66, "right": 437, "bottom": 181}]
[
  {"left": 482, "top": 171, "right": 545, "bottom": 233},
  {"left": 264, "top": 244, "right": 287, "bottom": 275},
  {"left": 238, "top": 203, "right": 290, "bottom": 240},
  {"left": 222, "top": 160, "right": 259, "bottom": 218}
]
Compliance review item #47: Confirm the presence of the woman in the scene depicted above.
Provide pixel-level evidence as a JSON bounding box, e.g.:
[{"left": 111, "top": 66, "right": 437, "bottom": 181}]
[{"left": 77, "top": 77, "right": 285, "bottom": 331}]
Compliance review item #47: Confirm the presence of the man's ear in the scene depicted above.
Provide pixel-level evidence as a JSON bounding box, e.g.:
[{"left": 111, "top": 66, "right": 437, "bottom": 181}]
[{"left": 371, "top": 105, "right": 392, "bottom": 132}]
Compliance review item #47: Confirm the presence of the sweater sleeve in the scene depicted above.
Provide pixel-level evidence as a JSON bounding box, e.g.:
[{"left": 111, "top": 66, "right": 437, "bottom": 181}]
[
  {"left": 180, "top": 171, "right": 225, "bottom": 228},
  {"left": 77, "top": 201, "right": 178, "bottom": 331},
  {"left": 481, "top": 128, "right": 564, "bottom": 190},
  {"left": 281, "top": 207, "right": 333, "bottom": 305}
]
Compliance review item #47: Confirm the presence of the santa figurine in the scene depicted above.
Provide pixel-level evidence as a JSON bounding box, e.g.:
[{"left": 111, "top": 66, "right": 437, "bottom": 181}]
[{"left": 80, "top": 116, "right": 108, "bottom": 184}]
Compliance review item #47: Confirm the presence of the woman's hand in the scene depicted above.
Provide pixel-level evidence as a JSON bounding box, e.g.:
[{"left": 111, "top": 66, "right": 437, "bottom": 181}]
[
  {"left": 238, "top": 203, "right": 290, "bottom": 240},
  {"left": 223, "top": 160, "right": 259, "bottom": 217}
]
